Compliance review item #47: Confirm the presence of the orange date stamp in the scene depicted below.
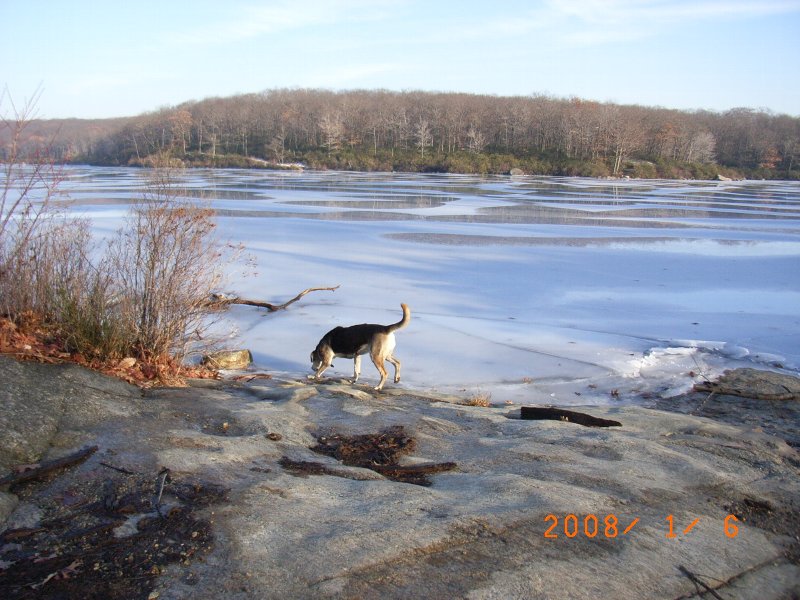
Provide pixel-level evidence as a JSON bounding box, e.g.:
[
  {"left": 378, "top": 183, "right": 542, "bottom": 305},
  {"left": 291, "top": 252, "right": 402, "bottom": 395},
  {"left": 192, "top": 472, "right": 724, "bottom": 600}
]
[{"left": 543, "top": 514, "right": 740, "bottom": 539}]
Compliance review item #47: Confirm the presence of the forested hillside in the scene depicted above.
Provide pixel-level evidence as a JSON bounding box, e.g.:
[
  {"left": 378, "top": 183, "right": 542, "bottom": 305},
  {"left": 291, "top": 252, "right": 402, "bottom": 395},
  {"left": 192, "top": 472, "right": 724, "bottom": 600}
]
[{"left": 10, "top": 89, "right": 800, "bottom": 179}]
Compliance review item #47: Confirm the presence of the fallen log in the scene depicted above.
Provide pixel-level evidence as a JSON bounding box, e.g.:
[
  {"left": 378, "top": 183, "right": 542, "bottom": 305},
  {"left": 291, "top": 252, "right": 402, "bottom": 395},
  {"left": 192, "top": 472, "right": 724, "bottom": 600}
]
[
  {"left": 520, "top": 407, "right": 621, "bottom": 428},
  {"left": 0, "top": 445, "right": 99, "bottom": 487},
  {"left": 208, "top": 285, "right": 340, "bottom": 312}
]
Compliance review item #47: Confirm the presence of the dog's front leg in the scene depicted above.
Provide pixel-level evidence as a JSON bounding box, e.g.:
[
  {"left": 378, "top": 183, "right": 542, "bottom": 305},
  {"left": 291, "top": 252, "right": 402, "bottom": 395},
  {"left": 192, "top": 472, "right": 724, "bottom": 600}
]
[
  {"left": 351, "top": 354, "right": 361, "bottom": 383},
  {"left": 312, "top": 356, "right": 333, "bottom": 380}
]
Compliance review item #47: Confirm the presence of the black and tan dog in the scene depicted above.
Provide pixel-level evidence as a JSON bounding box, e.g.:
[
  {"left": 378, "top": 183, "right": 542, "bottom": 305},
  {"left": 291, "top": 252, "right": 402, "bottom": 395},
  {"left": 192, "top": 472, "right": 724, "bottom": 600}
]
[{"left": 310, "top": 303, "right": 410, "bottom": 390}]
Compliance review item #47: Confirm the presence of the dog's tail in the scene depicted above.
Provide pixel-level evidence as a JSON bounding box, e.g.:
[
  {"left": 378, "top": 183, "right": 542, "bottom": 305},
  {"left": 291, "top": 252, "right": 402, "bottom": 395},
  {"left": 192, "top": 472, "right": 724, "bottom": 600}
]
[{"left": 387, "top": 303, "right": 411, "bottom": 333}]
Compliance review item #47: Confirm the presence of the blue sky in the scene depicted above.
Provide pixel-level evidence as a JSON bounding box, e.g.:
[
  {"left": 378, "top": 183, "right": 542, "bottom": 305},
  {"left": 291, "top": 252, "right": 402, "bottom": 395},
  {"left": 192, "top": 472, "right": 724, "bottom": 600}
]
[{"left": 2, "top": 0, "right": 799, "bottom": 119}]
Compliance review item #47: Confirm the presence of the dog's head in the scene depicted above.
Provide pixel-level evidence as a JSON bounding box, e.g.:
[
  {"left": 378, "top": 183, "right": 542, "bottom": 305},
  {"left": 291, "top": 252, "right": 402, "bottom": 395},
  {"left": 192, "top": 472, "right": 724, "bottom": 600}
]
[
  {"left": 310, "top": 345, "right": 330, "bottom": 372},
  {"left": 310, "top": 348, "right": 322, "bottom": 371}
]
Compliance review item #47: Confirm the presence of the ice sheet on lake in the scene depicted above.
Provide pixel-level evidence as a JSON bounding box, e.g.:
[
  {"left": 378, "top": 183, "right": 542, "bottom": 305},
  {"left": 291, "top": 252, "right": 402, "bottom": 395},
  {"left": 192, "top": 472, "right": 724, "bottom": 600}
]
[{"left": 51, "top": 167, "right": 800, "bottom": 405}]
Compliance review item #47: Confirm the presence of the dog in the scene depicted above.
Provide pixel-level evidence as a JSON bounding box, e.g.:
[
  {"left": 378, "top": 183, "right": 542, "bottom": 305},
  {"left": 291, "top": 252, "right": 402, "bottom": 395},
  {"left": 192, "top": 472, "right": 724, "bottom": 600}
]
[{"left": 310, "top": 303, "right": 410, "bottom": 390}]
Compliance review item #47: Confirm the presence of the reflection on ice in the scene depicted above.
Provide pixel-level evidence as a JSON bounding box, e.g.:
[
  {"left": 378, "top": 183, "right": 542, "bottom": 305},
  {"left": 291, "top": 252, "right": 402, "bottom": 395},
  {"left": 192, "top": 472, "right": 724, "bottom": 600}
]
[{"left": 385, "top": 233, "right": 800, "bottom": 256}]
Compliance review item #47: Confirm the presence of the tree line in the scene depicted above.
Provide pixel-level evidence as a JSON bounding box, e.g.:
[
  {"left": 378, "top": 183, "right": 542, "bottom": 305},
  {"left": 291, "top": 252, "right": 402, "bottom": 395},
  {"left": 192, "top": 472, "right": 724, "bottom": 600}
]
[{"left": 10, "top": 89, "right": 800, "bottom": 179}]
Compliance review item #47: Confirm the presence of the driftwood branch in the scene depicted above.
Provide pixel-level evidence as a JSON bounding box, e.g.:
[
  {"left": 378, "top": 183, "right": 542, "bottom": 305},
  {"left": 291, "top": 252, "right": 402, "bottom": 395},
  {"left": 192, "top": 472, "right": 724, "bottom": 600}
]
[
  {"left": 520, "top": 407, "right": 622, "bottom": 428},
  {"left": 0, "top": 445, "right": 99, "bottom": 487},
  {"left": 99, "top": 461, "right": 137, "bottom": 475},
  {"left": 209, "top": 285, "right": 340, "bottom": 312}
]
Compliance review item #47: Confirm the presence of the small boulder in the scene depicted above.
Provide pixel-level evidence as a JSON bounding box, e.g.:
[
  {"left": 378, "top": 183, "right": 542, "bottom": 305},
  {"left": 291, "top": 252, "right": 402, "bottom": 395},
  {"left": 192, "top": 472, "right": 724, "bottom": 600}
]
[
  {"left": 509, "top": 168, "right": 525, "bottom": 176},
  {"left": 202, "top": 349, "right": 253, "bottom": 370}
]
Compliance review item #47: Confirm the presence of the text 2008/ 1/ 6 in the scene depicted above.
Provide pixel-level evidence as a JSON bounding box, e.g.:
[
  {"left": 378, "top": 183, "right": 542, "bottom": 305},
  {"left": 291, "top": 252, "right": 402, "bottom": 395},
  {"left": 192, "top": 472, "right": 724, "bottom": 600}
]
[{"left": 543, "top": 514, "right": 740, "bottom": 539}]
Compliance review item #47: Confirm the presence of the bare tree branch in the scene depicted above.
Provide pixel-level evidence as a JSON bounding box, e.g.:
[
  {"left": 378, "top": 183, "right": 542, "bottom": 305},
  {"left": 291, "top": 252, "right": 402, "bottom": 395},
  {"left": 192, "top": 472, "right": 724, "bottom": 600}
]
[
  {"left": 0, "top": 445, "right": 98, "bottom": 487},
  {"left": 209, "top": 285, "right": 340, "bottom": 312}
]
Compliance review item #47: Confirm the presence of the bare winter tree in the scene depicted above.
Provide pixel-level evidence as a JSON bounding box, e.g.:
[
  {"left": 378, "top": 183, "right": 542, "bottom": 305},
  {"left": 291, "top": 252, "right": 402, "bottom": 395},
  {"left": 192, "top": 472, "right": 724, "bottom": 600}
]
[
  {"left": 415, "top": 118, "right": 433, "bottom": 158},
  {"left": 169, "top": 109, "right": 193, "bottom": 153},
  {"left": 605, "top": 106, "right": 645, "bottom": 175},
  {"left": 268, "top": 128, "right": 287, "bottom": 163},
  {"left": 319, "top": 111, "right": 345, "bottom": 155},
  {"left": 466, "top": 125, "right": 486, "bottom": 153},
  {"left": 685, "top": 130, "right": 716, "bottom": 163}
]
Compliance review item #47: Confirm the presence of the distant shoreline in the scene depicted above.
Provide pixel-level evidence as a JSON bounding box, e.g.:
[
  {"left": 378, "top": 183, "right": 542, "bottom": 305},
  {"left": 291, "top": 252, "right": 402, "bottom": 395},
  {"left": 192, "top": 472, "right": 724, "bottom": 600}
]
[{"left": 60, "top": 156, "right": 775, "bottom": 182}]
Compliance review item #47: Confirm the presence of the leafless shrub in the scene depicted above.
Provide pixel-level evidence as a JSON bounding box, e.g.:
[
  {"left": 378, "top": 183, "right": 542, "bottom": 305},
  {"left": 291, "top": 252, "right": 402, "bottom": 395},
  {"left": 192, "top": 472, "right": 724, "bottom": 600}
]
[
  {"left": 1, "top": 88, "right": 71, "bottom": 320},
  {"left": 53, "top": 243, "right": 132, "bottom": 360},
  {"left": 2, "top": 94, "right": 241, "bottom": 377},
  {"left": 3, "top": 217, "right": 94, "bottom": 317},
  {"left": 105, "top": 159, "right": 232, "bottom": 363},
  {"left": 1, "top": 89, "right": 131, "bottom": 359}
]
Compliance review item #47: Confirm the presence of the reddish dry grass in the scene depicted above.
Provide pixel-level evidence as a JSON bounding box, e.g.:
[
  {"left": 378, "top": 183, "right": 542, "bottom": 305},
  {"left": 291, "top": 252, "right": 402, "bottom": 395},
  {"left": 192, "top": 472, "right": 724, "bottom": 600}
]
[{"left": 0, "top": 315, "right": 219, "bottom": 387}]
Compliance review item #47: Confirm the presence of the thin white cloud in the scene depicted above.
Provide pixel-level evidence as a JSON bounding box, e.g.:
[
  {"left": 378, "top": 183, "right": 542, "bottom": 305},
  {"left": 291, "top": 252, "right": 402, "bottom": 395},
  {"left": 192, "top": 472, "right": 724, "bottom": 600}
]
[
  {"left": 546, "top": 0, "right": 800, "bottom": 22},
  {"left": 170, "top": 0, "right": 403, "bottom": 46},
  {"left": 453, "top": 0, "right": 800, "bottom": 47}
]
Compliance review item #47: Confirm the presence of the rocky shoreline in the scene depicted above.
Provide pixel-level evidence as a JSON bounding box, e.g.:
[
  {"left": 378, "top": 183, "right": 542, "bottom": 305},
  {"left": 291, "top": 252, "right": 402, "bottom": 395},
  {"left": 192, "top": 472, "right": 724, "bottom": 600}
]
[{"left": 1, "top": 355, "right": 798, "bottom": 599}]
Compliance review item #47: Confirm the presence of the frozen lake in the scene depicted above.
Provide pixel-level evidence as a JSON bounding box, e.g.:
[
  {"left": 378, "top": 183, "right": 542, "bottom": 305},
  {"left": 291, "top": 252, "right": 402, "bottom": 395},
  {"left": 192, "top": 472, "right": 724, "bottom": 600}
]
[{"left": 57, "top": 166, "right": 800, "bottom": 404}]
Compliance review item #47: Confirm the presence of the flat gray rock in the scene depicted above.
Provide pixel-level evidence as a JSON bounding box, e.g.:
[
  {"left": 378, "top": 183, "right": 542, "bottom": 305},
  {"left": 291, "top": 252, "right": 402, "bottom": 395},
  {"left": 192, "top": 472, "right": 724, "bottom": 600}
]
[
  {"left": 0, "top": 356, "right": 67, "bottom": 470},
  {"left": 0, "top": 360, "right": 798, "bottom": 599},
  {"left": 694, "top": 368, "right": 800, "bottom": 400},
  {"left": 0, "top": 355, "right": 139, "bottom": 470},
  {"left": 652, "top": 368, "right": 800, "bottom": 448}
]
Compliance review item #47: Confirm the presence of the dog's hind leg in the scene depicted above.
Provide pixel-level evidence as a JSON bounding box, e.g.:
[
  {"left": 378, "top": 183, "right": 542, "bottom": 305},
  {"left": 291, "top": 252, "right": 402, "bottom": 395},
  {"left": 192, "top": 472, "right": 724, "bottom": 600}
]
[
  {"left": 370, "top": 352, "right": 389, "bottom": 391},
  {"left": 386, "top": 354, "right": 401, "bottom": 383}
]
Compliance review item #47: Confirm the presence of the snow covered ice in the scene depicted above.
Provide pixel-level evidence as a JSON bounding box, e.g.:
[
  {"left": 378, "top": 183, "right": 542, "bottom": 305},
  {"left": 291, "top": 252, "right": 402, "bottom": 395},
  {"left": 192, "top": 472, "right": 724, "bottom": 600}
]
[{"left": 56, "top": 167, "right": 800, "bottom": 405}]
